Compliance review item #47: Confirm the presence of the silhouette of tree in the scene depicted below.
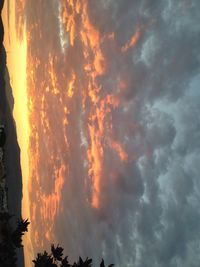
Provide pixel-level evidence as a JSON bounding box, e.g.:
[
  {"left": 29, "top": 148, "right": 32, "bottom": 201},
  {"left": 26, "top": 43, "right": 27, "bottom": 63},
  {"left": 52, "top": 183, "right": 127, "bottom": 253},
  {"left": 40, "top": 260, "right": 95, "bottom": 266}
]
[
  {"left": 61, "top": 256, "right": 70, "bottom": 267},
  {"left": 11, "top": 218, "right": 30, "bottom": 248},
  {"left": 19, "top": 218, "right": 30, "bottom": 231},
  {"left": 33, "top": 251, "right": 56, "bottom": 267},
  {"left": 0, "top": 212, "right": 30, "bottom": 266},
  {"left": 33, "top": 244, "right": 114, "bottom": 267},
  {"left": 0, "top": 239, "right": 18, "bottom": 267},
  {"left": 51, "top": 244, "right": 64, "bottom": 262},
  {"left": 76, "top": 257, "right": 92, "bottom": 267},
  {"left": 0, "top": 126, "right": 6, "bottom": 147},
  {"left": 100, "top": 259, "right": 105, "bottom": 267},
  {"left": 100, "top": 259, "right": 114, "bottom": 267},
  {"left": 0, "top": 212, "right": 114, "bottom": 267}
]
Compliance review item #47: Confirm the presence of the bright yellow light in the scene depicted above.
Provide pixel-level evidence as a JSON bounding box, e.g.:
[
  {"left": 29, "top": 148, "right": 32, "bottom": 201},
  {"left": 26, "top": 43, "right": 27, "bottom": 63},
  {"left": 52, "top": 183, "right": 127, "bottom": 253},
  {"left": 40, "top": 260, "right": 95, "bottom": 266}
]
[{"left": 2, "top": 1, "right": 33, "bottom": 267}]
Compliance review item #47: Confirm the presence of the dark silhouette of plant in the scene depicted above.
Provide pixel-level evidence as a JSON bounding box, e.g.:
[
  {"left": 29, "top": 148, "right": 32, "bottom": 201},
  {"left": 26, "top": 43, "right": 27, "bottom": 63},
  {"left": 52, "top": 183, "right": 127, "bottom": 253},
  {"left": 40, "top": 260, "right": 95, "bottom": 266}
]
[
  {"left": 0, "top": 212, "right": 30, "bottom": 267},
  {"left": 33, "top": 251, "right": 56, "bottom": 267},
  {"left": 11, "top": 218, "right": 30, "bottom": 247},
  {"left": 17, "top": 218, "right": 30, "bottom": 233},
  {"left": 0, "top": 125, "right": 6, "bottom": 147},
  {"left": 61, "top": 256, "right": 70, "bottom": 267},
  {"left": 0, "top": 240, "right": 18, "bottom": 267},
  {"left": 51, "top": 244, "right": 64, "bottom": 262},
  {"left": 33, "top": 244, "right": 114, "bottom": 267},
  {"left": 100, "top": 259, "right": 114, "bottom": 267}
]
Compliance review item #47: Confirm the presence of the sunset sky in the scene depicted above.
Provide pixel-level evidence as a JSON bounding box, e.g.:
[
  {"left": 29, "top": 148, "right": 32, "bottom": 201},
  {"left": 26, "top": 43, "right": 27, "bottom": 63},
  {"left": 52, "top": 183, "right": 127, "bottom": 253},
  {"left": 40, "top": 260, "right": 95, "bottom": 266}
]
[{"left": 2, "top": 0, "right": 200, "bottom": 267}]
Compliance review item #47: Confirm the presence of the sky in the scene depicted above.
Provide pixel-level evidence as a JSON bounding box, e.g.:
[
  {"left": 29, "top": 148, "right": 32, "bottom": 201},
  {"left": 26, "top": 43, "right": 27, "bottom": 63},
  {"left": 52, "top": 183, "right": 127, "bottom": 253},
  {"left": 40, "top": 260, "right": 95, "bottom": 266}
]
[{"left": 3, "top": 0, "right": 200, "bottom": 267}]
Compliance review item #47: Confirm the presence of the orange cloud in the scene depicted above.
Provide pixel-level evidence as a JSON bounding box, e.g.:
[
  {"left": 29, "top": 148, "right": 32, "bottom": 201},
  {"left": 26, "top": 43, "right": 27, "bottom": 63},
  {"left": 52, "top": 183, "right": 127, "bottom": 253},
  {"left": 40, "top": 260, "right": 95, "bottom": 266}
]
[
  {"left": 109, "top": 140, "right": 128, "bottom": 162},
  {"left": 23, "top": 0, "right": 134, "bottom": 259},
  {"left": 121, "top": 28, "right": 141, "bottom": 53}
]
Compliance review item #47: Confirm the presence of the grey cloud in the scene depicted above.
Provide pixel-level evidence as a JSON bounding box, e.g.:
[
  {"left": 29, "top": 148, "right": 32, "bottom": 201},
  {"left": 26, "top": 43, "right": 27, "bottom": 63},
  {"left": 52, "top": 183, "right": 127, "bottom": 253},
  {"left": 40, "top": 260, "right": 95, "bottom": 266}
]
[{"left": 16, "top": 0, "right": 200, "bottom": 266}]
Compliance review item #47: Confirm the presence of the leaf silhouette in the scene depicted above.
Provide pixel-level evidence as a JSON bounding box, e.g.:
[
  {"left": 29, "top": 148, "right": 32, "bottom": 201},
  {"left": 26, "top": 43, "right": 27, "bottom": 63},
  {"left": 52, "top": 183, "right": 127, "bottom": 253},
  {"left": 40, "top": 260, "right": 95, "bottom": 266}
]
[
  {"left": 33, "top": 251, "right": 54, "bottom": 267},
  {"left": 61, "top": 256, "right": 71, "bottom": 267},
  {"left": 100, "top": 259, "right": 105, "bottom": 267},
  {"left": 51, "top": 244, "right": 64, "bottom": 262}
]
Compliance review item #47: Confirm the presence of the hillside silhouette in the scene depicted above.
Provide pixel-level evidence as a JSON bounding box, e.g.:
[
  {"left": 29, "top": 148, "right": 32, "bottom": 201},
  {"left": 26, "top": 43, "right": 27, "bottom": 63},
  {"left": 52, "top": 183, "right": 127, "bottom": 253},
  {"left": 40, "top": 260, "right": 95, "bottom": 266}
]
[{"left": 0, "top": 2, "right": 24, "bottom": 266}]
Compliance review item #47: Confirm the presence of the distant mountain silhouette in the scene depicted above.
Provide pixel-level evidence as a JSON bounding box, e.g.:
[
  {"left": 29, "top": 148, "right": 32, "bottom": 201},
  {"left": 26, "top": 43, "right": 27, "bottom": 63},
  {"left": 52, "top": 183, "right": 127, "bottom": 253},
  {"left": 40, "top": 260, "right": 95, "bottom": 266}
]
[
  {"left": 0, "top": 18, "right": 3, "bottom": 44},
  {"left": 0, "top": 0, "right": 4, "bottom": 13},
  {"left": 0, "top": 5, "right": 24, "bottom": 267},
  {"left": 0, "top": 16, "right": 3, "bottom": 43}
]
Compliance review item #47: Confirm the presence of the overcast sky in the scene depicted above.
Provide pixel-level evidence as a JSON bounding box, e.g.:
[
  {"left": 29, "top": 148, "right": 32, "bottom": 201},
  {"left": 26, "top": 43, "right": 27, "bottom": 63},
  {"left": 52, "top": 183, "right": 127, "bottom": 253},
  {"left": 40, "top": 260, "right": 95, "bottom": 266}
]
[{"left": 14, "top": 1, "right": 200, "bottom": 266}]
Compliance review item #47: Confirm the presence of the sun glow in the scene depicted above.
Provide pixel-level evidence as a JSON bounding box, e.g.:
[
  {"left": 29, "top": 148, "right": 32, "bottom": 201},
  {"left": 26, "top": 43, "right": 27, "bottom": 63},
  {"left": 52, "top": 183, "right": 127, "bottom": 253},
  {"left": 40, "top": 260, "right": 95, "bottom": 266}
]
[{"left": 2, "top": 1, "right": 33, "bottom": 267}]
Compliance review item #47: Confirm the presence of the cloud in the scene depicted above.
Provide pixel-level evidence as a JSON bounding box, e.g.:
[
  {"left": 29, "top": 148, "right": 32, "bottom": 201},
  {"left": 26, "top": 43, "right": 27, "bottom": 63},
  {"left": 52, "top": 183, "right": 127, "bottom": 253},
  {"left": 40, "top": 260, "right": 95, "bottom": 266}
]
[{"left": 14, "top": 0, "right": 200, "bottom": 266}]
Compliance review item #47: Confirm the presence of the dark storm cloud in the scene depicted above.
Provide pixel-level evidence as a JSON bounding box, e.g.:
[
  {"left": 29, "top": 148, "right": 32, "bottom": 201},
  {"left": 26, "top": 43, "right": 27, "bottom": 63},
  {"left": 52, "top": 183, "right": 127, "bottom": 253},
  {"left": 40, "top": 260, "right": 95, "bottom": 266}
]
[
  {"left": 16, "top": 0, "right": 200, "bottom": 266},
  {"left": 110, "top": 0, "right": 199, "bottom": 102},
  {"left": 84, "top": 1, "right": 200, "bottom": 266}
]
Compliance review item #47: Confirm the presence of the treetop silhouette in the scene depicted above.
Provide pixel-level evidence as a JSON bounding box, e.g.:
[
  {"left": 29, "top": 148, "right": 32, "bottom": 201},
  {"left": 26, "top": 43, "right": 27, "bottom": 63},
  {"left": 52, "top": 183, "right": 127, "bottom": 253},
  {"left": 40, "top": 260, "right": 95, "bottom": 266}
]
[{"left": 33, "top": 244, "right": 114, "bottom": 267}]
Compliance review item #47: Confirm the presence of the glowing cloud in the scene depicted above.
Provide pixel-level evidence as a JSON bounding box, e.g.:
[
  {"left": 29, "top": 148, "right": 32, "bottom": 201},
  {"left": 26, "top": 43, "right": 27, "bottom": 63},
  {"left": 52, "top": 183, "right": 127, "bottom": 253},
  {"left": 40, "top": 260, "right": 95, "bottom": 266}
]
[{"left": 10, "top": 1, "right": 200, "bottom": 267}]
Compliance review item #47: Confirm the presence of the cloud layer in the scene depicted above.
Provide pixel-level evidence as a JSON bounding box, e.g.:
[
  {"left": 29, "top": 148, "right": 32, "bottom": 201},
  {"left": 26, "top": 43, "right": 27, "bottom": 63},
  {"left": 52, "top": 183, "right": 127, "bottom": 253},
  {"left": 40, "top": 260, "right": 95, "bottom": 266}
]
[{"left": 15, "top": 1, "right": 200, "bottom": 266}]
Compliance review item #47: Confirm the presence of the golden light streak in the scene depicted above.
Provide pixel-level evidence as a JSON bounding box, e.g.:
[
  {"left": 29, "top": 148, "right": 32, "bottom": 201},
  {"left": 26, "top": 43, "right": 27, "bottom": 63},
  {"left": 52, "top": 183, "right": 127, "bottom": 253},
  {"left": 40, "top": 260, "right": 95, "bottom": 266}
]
[
  {"left": 81, "top": 2, "right": 106, "bottom": 76},
  {"left": 87, "top": 124, "right": 103, "bottom": 209},
  {"left": 60, "top": 0, "right": 78, "bottom": 46},
  {"left": 67, "top": 71, "right": 76, "bottom": 98}
]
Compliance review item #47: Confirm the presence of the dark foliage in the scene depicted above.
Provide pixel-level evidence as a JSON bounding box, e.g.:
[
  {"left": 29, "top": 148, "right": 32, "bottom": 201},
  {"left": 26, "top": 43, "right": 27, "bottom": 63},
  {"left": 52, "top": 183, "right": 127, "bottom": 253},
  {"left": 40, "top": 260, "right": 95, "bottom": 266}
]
[
  {"left": 0, "top": 211, "right": 13, "bottom": 222},
  {"left": 0, "top": 242, "right": 18, "bottom": 267},
  {"left": 11, "top": 218, "right": 30, "bottom": 248},
  {"left": 61, "top": 256, "right": 70, "bottom": 267},
  {"left": 33, "top": 251, "right": 56, "bottom": 267},
  {"left": 51, "top": 244, "right": 64, "bottom": 262},
  {"left": 33, "top": 245, "right": 114, "bottom": 267},
  {"left": 0, "top": 212, "right": 29, "bottom": 267},
  {"left": 0, "top": 126, "right": 6, "bottom": 147},
  {"left": 0, "top": 0, "right": 4, "bottom": 13}
]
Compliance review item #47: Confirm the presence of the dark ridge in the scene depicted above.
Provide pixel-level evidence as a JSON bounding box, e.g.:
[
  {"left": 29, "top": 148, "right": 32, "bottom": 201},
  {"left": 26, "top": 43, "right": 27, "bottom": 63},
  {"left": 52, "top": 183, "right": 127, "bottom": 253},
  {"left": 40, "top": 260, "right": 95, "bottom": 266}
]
[
  {"left": 0, "top": 5, "right": 24, "bottom": 267},
  {"left": 0, "top": 16, "right": 3, "bottom": 43},
  {"left": 0, "top": 0, "right": 4, "bottom": 13}
]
